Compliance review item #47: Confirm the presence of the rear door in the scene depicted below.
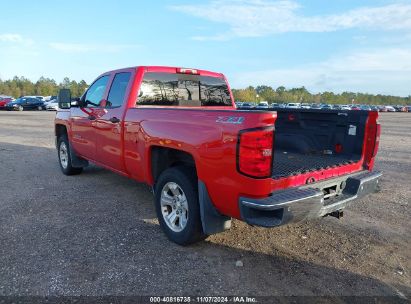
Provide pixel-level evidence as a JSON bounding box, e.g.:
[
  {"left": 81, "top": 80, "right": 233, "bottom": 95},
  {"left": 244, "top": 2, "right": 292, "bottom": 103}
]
[
  {"left": 70, "top": 75, "right": 110, "bottom": 160},
  {"left": 94, "top": 71, "right": 133, "bottom": 173}
]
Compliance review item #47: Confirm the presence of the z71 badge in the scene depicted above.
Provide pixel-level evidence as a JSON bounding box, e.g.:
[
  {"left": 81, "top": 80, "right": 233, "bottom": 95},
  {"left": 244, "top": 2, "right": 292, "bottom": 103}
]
[{"left": 216, "top": 116, "right": 245, "bottom": 124}]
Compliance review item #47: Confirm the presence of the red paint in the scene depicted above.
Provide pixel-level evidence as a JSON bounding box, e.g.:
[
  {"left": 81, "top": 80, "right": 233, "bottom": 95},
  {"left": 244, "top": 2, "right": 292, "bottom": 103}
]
[
  {"left": 55, "top": 66, "right": 381, "bottom": 220},
  {"left": 0, "top": 97, "right": 12, "bottom": 108}
]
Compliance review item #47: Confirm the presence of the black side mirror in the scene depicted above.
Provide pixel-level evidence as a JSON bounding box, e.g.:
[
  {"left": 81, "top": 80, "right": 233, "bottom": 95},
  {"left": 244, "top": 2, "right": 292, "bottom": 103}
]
[{"left": 58, "top": 89, "right": 71, "bottom": 109}]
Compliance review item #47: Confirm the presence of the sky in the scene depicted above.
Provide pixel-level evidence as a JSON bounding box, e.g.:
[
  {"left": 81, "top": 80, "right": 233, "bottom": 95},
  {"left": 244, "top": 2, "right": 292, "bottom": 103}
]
[{"left": 0, "top": 0, "right": 410, "bottom": 96}]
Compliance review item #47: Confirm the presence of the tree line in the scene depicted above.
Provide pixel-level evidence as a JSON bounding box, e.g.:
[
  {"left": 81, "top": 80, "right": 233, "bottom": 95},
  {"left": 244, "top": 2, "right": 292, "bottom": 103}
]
[
  {"left": 232, "top": 85, "right": 411, "bottom": 105},
  {"left": 0, "top": 76, "right": 88, "bottom": 98},
  {"left": 1, "top": 77, "right": 410, "bottom": 105}
]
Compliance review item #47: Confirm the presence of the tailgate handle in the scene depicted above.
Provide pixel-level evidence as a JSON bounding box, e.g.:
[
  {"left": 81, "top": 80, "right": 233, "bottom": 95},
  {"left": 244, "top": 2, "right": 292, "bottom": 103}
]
[{"left": 109, "top": 117, "right": 120, "bottom": 123}]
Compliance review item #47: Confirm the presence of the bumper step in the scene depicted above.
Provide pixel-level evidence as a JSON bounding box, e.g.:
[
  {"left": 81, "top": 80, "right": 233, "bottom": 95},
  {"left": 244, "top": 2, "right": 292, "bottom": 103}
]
[{"left": 239, "top": 170, "right": 382, "bottom": 227}]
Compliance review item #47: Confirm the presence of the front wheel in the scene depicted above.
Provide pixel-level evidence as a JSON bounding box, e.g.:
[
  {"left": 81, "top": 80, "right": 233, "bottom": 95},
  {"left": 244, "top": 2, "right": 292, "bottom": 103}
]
[
  {"left": 37, "top": 105, "right": 43, "bottom": 111},
  {"left": 57, "top": 136, "right": 83, "bottom": 175},
  {"left": 18, "top": 105, "right": 23, "bottom": 111},
  {"left": 154, "top": 166, "right": 206, "bottom": 245}
]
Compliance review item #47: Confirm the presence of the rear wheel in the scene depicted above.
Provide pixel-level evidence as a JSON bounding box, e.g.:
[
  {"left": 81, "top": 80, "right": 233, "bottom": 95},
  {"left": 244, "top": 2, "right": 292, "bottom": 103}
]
[
  {"left": 57, "top": 135, "right": 83, "bottom": 175},
  {"left": 37, "top": 105, "right": 43, "bottom": 111},
  {"left": 154, "top": 166, "right": 206, "bottom": 245},
  {"left": 18, "top": 105, "right": 23, "bottom": 111}
]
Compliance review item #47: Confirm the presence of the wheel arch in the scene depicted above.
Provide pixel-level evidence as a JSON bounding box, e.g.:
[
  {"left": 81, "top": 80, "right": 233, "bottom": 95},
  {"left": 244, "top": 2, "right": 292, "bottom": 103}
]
[
  {"left": 55, "top": 124, "right": 68, "bottom": 139},
  {"left": 150, "top": 146, "right": 197, "bottom": 185}
]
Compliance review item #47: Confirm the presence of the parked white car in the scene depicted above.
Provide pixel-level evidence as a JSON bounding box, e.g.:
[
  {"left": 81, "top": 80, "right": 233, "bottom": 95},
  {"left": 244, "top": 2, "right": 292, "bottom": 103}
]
[
  {"left": 45, "top": 99, "right": 59, "bottom": 111},
  {"left": 256, "top": 101, "right": 269, "bottom": 109},
  {"left": 286, "top": 103, "right": 301, "bottom": 109}
]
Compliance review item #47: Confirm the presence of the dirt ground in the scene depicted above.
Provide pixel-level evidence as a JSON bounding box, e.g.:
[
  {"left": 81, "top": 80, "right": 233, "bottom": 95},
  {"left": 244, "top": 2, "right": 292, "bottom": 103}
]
[{"left": 0, "top": 111, "right": 410, "bottom": 299}]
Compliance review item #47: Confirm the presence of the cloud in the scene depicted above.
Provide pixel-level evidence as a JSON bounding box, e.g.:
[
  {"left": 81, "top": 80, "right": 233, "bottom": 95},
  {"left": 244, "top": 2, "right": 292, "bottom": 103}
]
[
  {"left": 0, "top": 33, "right": 34, "bottom": 46},
  {"left": 49, "top": 42, "right": 141, "bottom": 53},
  {"left": 170, "top": 0, "right": 411, "bottom": 39},
  {"left": 231, "top": 48, "right": 411, "bottom": 96}
]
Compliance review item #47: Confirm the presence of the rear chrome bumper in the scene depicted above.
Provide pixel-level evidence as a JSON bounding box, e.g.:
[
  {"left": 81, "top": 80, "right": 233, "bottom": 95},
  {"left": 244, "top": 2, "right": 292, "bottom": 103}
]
[{"left": 239, "top": 170, "right": 382, "bottom": 227}]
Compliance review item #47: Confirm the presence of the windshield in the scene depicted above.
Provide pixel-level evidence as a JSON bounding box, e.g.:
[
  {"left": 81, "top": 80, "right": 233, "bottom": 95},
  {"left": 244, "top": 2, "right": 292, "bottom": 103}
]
[{"left": 138, "top": 72, "right": 232, "bottom": 107}]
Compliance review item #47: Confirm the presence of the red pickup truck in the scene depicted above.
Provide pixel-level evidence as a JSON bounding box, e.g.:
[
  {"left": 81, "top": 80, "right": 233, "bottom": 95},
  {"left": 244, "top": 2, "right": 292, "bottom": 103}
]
[{"left": 55, "top": 66, "right": 381, "bottom": 245}]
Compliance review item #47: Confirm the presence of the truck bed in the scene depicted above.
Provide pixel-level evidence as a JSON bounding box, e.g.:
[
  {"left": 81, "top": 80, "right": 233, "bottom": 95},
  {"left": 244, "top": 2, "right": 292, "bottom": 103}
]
[
  {"left": 271, "top": 109, "right": 368, "bottom": 179},
  {"left": 272, "top": 150, "right": 359, "bottom": 179}
]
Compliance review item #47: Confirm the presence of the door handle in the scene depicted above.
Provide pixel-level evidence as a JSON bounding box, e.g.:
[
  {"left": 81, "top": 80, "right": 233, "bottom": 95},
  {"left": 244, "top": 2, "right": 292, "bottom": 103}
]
[
  {"left": 88, "top": 115, "right": 96, "bottom": 120},
  {"left": 109, "top": 117, "right": 120, "bottom": 123}
]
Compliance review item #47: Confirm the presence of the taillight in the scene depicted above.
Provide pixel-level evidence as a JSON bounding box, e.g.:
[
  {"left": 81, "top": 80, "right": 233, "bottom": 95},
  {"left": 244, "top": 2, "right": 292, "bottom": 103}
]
[
  {"left": 373, "top": 123, "right": 381, "bottom": 157},
  {"left": 237, "top": 127, "right": 274, "bottom": 178}
]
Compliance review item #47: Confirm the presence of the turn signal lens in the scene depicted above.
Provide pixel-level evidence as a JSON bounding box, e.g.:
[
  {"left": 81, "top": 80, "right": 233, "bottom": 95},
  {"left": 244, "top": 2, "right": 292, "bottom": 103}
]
[
  {"left": 373, "top": 123, "right": 381, "bottom": 157},
  {"left": 238, "top": 127, "right": 274, "bottom": 178}
]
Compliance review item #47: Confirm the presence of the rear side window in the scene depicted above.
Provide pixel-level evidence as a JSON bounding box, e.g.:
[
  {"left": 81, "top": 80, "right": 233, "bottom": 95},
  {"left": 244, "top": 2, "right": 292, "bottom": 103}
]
[
  {"left": 137, "top": 72, "right": 232, "bottom": 107},
  {"left": 107, "top": 72, "right": 131, "bottom": 108}
]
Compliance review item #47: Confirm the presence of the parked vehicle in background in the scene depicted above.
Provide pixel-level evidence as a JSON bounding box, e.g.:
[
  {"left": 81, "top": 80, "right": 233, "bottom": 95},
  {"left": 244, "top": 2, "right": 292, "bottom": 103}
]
[
  {"left": 310, "top": 103, "right": 321, "bottom": 109},
  {"left": 235, "top": 101, "right": 243, "bottom": 108},
  {"left": 360, "top": 105, "right": 371, "bottom": 111},
  {"left": 385, "top": 106, "right": 396, "bottom": 112},
  {"left": 23, "top": 95, "right": 46, "bottom": 101},
  {"left": 300, "top": 103, "right": 310, "bottom": 109},
  {"left": 256, "top": 101, "right": 269, "bottom": 109},
  {"left": 340, "top": 105, "right": 351, "bottom": 110},
  {"left": 0, "top": 97, "right": 13, "bottom": 109},
  {"left": 394, "top": 105, "right": 407, "bottom": 112},
  {"left": 378, "top": 106, "right": 387, "bottom": 112},
  {"left": 286, "top": 102, "right": 300, "bottom": 108},
  {"left": 5, "top": 97, "right": 45, "bottom": 111},
  {"left": 241, "top": 102, "right": 253, "bottom": 109},
  {"left": 44, "top": 95, "right": 57, "bottom": 101},
  {"left": 54, "top": 65, "right": 382, "bottom": 245},
  {"left": 350, "top": 105, "right": 361, "bottom": 111},
  {"left": 320, "top": 104, "right": 332, "bottom": 110},
  {"left": 406, "top": 106, "right": 411, "bottom": 112},
  {"left": 45, "top": 99, "right": 59, "bottom": 111}
]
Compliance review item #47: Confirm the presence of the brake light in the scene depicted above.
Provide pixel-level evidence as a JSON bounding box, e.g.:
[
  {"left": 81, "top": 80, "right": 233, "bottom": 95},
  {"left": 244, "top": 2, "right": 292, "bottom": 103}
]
[
  {"left": 373, "top": 123, "right": 381, "bottom": 157},
  {"left": 237, "top": 127, "right": 274, "bottom": 178},
  {"left": 176, "top": 68, "right": 199, "bottom": 75}
]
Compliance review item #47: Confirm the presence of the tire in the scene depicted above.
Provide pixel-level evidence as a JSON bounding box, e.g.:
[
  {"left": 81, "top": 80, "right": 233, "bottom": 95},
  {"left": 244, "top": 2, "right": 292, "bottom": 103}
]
[
  {"left": 18, "top": 106, "right": 23, "bottom": 111},
  {"left": 154, "top": 166, "right": 206, "bottom": 245},
  {"left": 37, "top": 106, "right": 42, "bottom": 111},
  {"left": 57, "top": 135, "right": 83, "bottom": 175}
]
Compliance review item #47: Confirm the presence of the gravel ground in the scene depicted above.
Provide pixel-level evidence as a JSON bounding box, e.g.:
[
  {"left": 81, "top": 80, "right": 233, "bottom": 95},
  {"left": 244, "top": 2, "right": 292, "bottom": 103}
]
[{"left": 0, "top": 111, "right": 410, "bottom": 298}]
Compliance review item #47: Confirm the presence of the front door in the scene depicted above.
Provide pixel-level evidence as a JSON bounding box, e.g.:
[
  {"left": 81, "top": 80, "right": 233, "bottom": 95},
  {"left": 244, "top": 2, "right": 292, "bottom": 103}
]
[
  {"left": 70, "top": 75, "right": 110, "bottom": 160},
  {"left": 94, "top": 71, "right": 132, "bottom": 173}
]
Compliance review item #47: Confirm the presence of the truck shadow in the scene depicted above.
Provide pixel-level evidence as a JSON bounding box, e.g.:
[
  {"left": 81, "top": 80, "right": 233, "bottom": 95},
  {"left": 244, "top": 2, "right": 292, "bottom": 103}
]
[{"left": 0, "top": 142, "right": 409, "bottom": 298}]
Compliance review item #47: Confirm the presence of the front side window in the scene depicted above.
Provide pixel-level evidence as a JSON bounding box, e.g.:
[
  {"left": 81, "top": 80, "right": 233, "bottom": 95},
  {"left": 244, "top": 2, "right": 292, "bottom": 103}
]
[
  {"left": 137, "top": 72, "right": 232, "bottom": 107},
  {"left": 85, "top": 75, "right": 109, "bottom": 107},
  {"left": 106, "top": 72, "right": 131, "bottom": 108}
]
